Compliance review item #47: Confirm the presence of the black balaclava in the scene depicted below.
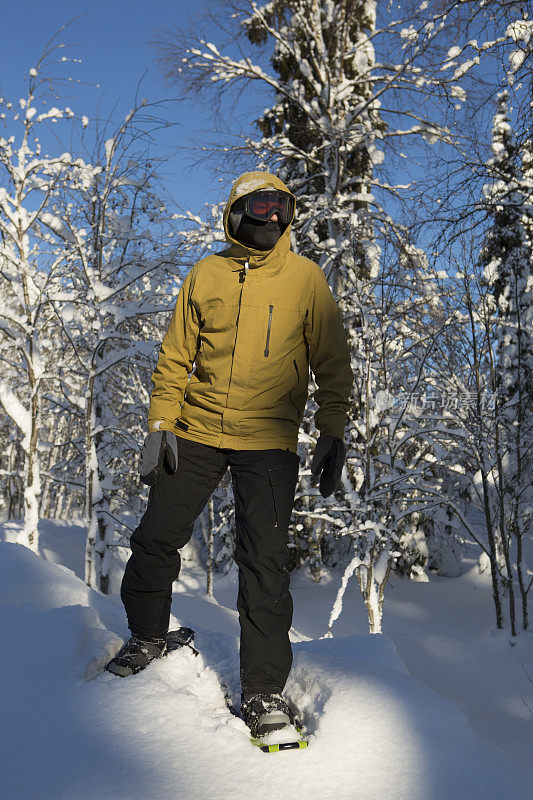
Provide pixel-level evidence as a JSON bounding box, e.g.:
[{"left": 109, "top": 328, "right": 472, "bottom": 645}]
[
  {"left": 229, "top": 193, "right": 288, "bottom": 251},
  {"left": 233, "top": 215, "right": 285, "bottom": 251}
]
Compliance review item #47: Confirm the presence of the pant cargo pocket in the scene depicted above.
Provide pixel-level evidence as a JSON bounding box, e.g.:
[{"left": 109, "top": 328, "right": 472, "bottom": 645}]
[{"left": 267, "top": 461, "right": 299, "bottom": 530}]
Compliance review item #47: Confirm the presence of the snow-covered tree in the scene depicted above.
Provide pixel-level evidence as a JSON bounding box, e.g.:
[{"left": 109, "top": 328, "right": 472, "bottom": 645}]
[
  {"left": 155, "top": 0, "right": 477, "bottom": 630},
  {"left": 0, "top": 60, "right": 83, "bottom": 551},
  {"left": 392, "top": 2, "right": 533, "bottom": 634},
  {"left": 47, "top": 101, "right": 195, "bottom": 593},
  {"left": 324, "top": 238, "right": 463, "bottom": 633},
  {"left": 479, "top": 90, "right": 533, "bottom": 631},
  {"left": 0, "top": 37, "right": 218, "bottom": 590},
  {"left": 158, "top": 0, "right": 460, "bottom": 285}
]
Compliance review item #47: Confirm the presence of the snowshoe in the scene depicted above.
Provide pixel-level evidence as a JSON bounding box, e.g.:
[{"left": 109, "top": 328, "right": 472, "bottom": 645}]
[
  {"left": 106, "top": 627, "right": 198, "bottom": 677},
  {"left": 106, "top": 634, "right": 167, "bottom": 677},
  {"left": 165, "top": 627, "right": 199, "bottom": 656},
  {"left": 241, "top": 693, "right": 308, "bottom": 753}
]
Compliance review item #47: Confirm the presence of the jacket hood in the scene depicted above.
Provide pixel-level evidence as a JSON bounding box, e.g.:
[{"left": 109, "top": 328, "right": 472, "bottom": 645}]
[{"left": 223, "top": 171, "right": 295, "bottom": 268}]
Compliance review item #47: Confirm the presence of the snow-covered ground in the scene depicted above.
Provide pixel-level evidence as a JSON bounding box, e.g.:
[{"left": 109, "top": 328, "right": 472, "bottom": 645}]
[{"left": 1, "top": 519, "right": 532, "bottom": 800}]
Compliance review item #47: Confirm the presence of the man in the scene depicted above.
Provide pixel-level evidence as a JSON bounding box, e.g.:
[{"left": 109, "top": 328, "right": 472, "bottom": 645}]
[{"left": 107, "top": 171, "right": 353, "bottom": 740}]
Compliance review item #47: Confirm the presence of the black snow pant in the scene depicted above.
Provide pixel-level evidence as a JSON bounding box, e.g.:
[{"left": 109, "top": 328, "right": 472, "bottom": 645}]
[{"left": 120, "top": 435, "right": 300, "bottom": 696}]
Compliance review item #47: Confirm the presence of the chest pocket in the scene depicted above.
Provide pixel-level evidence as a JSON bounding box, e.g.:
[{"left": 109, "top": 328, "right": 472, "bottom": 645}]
[{"left": 261, "top": 303, "right": 304, "bottom": 361}]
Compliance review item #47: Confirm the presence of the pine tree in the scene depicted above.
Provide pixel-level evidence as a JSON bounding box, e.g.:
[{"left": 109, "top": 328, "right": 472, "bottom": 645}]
[
  {"left": 158, "top": 0, "right": 471, "bottom": 629},
  {"left": 243, "top": 0, "right": 386, "bottom": 285},
  {"left": 241, "top": 0, "right": 387, "bottom": 587},
  {"left": 480, "top": 89, "right": 533, "bottom": 631}
]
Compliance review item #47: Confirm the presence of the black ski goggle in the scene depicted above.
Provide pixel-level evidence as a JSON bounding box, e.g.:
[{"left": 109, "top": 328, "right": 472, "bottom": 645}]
[{"left": 233, "top": 190, "right": 295, "bottom": 224}]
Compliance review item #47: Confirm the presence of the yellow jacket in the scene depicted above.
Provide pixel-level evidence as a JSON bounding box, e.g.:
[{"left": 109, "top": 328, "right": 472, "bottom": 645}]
[{"left": 148, "top": 172, "right": 353, "bottom": 453}]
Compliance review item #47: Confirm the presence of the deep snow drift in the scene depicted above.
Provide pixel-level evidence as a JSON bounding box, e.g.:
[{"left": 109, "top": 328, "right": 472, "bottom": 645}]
[{"left": 0, "top": 534, "right": 532, "bottom": 800}]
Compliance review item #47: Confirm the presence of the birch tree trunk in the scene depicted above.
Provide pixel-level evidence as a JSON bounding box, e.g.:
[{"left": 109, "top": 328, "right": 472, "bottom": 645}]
[
  {"left": 21, "top": 379, "right": 41, "bottom": 551},
  {"left": 357, "top": 551, "right": 393, "bottom": 634},
  {"left": 84, "top": 370, "right": 113, "bottom": 593},
  {"left": 84, "top": 373, "right": 98, "bottom": 589},
  {"left": 206, "top": 496, "right": 215, "bottom": 597}
]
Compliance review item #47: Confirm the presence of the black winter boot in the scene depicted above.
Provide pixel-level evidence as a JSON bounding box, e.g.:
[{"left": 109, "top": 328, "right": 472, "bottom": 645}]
[
  {"left": 241, "top": 692, "right": 297, "bottom": 739},
  {"left": 106, "top": 634, "right": 167, "bottom": 677}
]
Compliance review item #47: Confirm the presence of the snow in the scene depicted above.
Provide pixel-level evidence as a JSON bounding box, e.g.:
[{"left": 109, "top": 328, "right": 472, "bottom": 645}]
[
  {"left": 256, "top": 724, "right": 302, "bottom": 746},
  {"left": 326, "top": 552, "right": 362, "bottom": 632},
  {"left": 0, "top": 384, "right": 31, "bottom": 444},
  {"left": 231, "top": 174, "right": 278, "bottom": 197},
  {"left": 105, "top": 137, "right": 115, "bottom": 166},
  {"left": 0, "top": 522, "right": 532, "bottom": 800},
  {"left": 446, "top": 46, "right": 462, "bottom": 59},
  {"left": 505, "top": 19, "right": 533, "bottom": 44},
  {"left": 400, "top": 26, "right": 419, "bottom": 43},
  {"left": 508, "top": 48, "right": 527, "bottom": 74},
  {"left": 453, "top": 57, "right": 480, "bottom": 80},
  {"left": 40, "top": 211, "right": 76, "bottom": 242}
]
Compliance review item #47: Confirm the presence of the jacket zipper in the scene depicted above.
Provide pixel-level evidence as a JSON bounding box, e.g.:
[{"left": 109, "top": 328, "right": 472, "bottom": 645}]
[
  {"left": 228, "top": 261, "right": 248, "bottom": 392},
  {"left": 264, "top": 304, "right": 274, "bottom": 357},
  {"left": 288, "top": 358, "right": 300, "bottom": 416}
]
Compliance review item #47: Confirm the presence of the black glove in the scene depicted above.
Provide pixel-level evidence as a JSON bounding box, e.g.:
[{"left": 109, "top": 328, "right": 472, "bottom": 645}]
[
  {"left": 138, "top": 430, "right": 179, "bottom": 486},
  {"left": 311, "top": 434, "right": 346, "bottom": 498}
]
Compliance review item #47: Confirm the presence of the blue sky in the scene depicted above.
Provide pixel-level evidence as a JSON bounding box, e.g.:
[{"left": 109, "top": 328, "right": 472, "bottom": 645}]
[
  {"left": 0, "top": 0, "right": 267, "bottom": 213},
  {"left": 0, "top": 1, "right": 510, "bottom": 260}
]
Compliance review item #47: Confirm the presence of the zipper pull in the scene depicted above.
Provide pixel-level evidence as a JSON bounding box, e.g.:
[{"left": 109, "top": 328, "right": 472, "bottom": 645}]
[
  {"left": 264, "top": 304, "right": 274, "bottom": 357},
  {"left": 239, "top": 260, "right": 249, "bottom": 283}
]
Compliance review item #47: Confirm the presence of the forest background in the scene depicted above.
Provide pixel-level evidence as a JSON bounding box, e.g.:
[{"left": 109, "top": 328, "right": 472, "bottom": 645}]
[{"left": 0, "top": 0, "right": 531, "bottom": 643}]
